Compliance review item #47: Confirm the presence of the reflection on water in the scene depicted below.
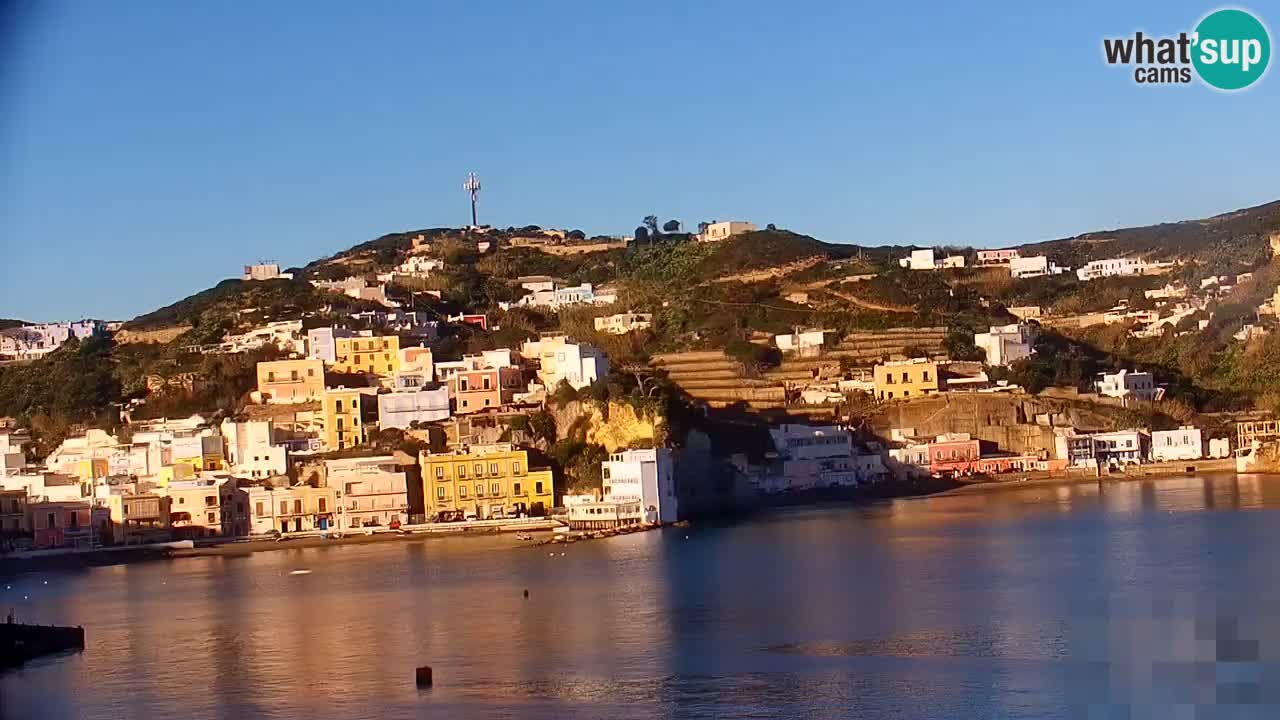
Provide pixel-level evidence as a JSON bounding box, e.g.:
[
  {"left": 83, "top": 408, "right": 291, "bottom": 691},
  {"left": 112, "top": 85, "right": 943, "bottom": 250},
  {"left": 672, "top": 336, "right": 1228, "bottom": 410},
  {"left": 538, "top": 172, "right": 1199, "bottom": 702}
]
[{"left": 4, "top": 473, "right": 1280, "bottom": 719}]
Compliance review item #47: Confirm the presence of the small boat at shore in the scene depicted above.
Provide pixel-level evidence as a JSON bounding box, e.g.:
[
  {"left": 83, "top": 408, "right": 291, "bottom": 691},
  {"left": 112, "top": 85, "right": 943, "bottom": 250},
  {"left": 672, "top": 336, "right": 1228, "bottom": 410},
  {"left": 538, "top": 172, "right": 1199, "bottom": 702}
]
[
  {"left": 288, "top": 569, "right": 312, "bottom": 576},
  {"left": 514, "top": 533, "right": 533, "bottom": 541}
]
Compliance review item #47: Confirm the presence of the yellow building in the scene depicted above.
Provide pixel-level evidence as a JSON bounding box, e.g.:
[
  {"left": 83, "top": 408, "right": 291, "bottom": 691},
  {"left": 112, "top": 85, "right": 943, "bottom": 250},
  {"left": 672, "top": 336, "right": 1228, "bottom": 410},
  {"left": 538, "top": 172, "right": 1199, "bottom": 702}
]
[
  {"left": 156, "top": 463, "right": 197, "bottom": 488},
  {"left": 74, "top": 457, "right": 109, "bottom": 483},
  {"left": 873, "top": 358, "right": 940, "bottom": 401},
  {"left": 333, "top": 335, "right": 401, "bottom": 375},
  {"left": 322, "top": 388, "right": 378, "bottom": 450},
  {"left": 420, "top": 443, "right": 555, "bottom": 520},
  {"left": 256, "top": 359, "right": 325, "bottom": 403}
]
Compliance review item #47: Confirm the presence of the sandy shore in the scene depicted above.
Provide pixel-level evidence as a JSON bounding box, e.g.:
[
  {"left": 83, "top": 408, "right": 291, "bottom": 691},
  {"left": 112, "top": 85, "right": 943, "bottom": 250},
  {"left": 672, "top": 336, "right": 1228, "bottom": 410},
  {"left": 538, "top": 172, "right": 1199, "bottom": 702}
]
[{"left": 937, "top": 457, "right": 1242, "bottom": 496}]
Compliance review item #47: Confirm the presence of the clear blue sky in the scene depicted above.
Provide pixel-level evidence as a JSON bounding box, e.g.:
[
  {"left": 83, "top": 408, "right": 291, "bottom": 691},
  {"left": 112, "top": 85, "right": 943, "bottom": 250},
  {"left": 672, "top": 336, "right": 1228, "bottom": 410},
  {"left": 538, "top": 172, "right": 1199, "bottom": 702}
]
[{"left": 3, "top": 0, "right": 1277, "bottom": 321}]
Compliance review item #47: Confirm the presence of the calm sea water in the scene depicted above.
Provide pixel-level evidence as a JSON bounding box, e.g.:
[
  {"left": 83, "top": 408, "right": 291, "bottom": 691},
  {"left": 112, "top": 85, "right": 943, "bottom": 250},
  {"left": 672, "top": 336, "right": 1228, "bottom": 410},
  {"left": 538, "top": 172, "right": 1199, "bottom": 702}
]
[{"left": 5, "top": 474, "right": 1280, "bottom": 719}]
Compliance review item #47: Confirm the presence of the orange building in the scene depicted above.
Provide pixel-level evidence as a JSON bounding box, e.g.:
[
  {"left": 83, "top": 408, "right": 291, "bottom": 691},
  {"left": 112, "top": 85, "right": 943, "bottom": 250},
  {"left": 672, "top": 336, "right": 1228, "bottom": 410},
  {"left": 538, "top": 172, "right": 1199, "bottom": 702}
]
[{"left": 256, "top": 359, "right": 325, "bottom": 403}]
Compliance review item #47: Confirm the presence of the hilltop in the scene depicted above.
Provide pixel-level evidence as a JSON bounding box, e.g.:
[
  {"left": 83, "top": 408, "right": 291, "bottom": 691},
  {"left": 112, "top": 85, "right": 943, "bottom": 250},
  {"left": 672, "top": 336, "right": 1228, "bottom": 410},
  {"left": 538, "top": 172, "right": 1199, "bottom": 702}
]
[{"left": 1015, "top": 199, "right": 1280, "bottom": 272}]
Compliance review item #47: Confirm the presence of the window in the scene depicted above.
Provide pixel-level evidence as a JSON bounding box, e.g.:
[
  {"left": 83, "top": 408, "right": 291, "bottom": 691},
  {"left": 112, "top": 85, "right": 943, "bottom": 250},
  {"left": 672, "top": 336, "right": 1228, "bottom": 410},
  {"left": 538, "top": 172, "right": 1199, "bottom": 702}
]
[
  {"left": 335, "top": 400, "right": 343, "bottom": 412},
  {"left": 513, "top": 462, "right": 521, "bottom": 475},
  {"left": 458, "top": 465, "right": 466, "bottom": 478},
  {"left": 459, "top": 486, "right": 468, "bottom": 498},
  {"left": 901, "top": 372, "right": 908, "bottom": 383},
  {"left": 256, "top": 502, "right": 264, "bottom": 517},
  {"left": 207, "top": 512, "right": 217, "bottom": 524},
  {"left": 513, "top": 482, "right": 522, "bottom": 495},
  {"left": 474, "top": 464, "right": 483, "bottom": 476},
  {"left": 437, "top": 487, "right": 445, "bottom": 499},
  {"left": 267, "top": 371, "right": 276, "bottom": 382},
  {"left": 294, "top": 499, "right": 303, "bottom": 514},
  {"left": 923, "top": 371, "right": 931, "bottom": 381},
  {"left": 535, "top": 481, "right": 544, "bottom": 494},
  {"left": 885, "top": 374, "right": 894, "bottom": 385},
  {"left": 280, "top": 501, "right": 288, "bottom": 515},
  {"left": 308, "top": 368, "right": 315, "bottom": 376},
  {"left": 903, "top": 390, "right": 910, "bottom": 397},
  {"left": 475, "top": 484, "right": 484, "bottom": 497},
  {"left": 205, "top": 495, "right": 216, "bottom": 507},
  {"left": 318, "top": 498, "right": 327, "bottom": 512},
  {"left": 491, "top": 482, "right": 500, "bottom": 496},
  {"left": 483, "top": 376, "right": 491, "bottom": 390},
  {"left": 178, "top": 497, "right": 185, "bottom": 504}
]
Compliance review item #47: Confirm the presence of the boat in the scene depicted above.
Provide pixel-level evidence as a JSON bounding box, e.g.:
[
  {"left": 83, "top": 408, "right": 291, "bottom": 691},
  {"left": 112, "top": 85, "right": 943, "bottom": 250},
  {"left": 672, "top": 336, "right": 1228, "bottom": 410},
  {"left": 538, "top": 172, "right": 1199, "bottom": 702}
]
[{"left": 514, "top": 532, "right": 533, "bottom": 541}]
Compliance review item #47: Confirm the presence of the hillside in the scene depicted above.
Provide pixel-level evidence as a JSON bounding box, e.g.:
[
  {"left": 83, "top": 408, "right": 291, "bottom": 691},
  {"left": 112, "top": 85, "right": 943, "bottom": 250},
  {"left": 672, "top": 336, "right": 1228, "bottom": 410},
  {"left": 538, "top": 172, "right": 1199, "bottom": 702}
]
[{"left": 1016, "top": 199, "right": 1280, "bottom": 271}]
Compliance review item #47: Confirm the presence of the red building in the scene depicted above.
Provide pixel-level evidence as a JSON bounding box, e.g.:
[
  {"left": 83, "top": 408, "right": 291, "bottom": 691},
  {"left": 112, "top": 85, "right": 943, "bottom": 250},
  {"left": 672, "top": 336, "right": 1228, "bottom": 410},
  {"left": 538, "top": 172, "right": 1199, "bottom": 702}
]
[
  {"left": 928, "top": 439, "right": 981, "bottom": 474},
  {"left": 30, "top": 501, "right": 94, "bottom": 549}
]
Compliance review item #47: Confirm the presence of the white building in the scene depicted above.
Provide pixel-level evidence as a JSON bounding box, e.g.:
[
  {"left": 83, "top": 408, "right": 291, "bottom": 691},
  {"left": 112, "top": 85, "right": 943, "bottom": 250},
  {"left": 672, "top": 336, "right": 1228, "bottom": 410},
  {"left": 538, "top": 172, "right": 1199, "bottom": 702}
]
[
  {"left": 221, "top": 320, "right": 306, "bottom": 355},
  {"left": 311, "top": 277, "right": 399, "bottom": 308},
  {"left": 1145, "top": 283, "right": 1188, "bottom": 300},
  {"left": 601, "top": 448, "right": 678, "bottom": 524},
  {"left": 0, "top": 471, "right": 86, "bottom": 503},
  {"left": 1151, "top": 427, "right": 1203, "bottom": 462},
  {"left": 697, "top": 221, "right": 757, "bottom": 243},
  {"left": 1089, "top": 430, "right": 1149, "bottom": 466},
  {"left": 307, "top": 327, "right": 352, "bottom": 363},
  {"left": 774, "top": 328, "right": 829, "bottom": 357},
  {"left": 517, "top": 276, "right": 558, "bottom": 293},
  {"left": 976, "top": 249, "right": 1020, "bottom": 266},
  {"left": 395, "top": 255, "right": 444, "bottom": 276},
  {"left": 378, "top": 385, "right": 451, "bottom": 429},
  {"left": 1096, "top": 369, "right": 1156, "bottom": 402},
  {"left": 1009, "top": 255, "right": 1069, "bottom": 279},
  {"left": 1074, "top": 257, "right": 1171, "bottom": 281},
  {"left": 594, "top": 313, "right": 653, "bottom": 335},
  {"left": 520, "top": 335, "right": 609, "bottom": 390},
  {"left": 898, "top": 248, "right": 963, "bottom": 271},
  {"left": 516, "top": 282, "right": 597, "bottom": 310},
  {"left": 0, "top": 320, "right": 105, "bottom": 360},
  {"left": 0, "top": 432, "right": 26, "bottom": 477},
  {"left": 564, "top": 493, "right": 645, "bottom": 530},
  {"left": 765, "top": 424, "right": 864, "bottom": 491},
  {"left": 900, "top": 248, "right": 938, "bottom": 271},
  {"left": 973, "top": 323, "right": 1034, "bottom": 367},
  {"left": 242, "top": 263, "right": 292, "bottom": 281},
  {"left": 324, "top": 455, "right": 410, "bottom": 530},
  {"left": 220, "top": 419, "right": 288, "bottom": 479}
]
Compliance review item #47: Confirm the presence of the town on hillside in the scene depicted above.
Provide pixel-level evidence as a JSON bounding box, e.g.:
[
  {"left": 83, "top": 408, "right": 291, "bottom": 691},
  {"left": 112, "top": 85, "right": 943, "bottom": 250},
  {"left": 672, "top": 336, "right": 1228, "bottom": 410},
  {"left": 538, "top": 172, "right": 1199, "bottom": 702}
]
[{"left": 5, "top": 200, "right": 1280, "bottom": 552}]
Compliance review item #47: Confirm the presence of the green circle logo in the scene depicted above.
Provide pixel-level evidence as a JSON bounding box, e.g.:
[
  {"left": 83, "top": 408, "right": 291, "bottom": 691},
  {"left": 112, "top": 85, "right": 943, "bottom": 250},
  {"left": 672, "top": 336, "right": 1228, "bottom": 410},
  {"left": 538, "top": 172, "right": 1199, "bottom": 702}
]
[{"left": 1193, "top": 9, "right": 1270, "bottom": 90}]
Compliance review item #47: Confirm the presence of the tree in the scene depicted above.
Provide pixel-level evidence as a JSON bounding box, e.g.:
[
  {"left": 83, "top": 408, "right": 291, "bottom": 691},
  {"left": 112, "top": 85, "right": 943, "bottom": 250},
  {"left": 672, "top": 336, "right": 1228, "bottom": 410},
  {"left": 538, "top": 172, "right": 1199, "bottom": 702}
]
[
  {"left": 634, "top": 226, "right": 650, "bottom": 244},
  {"left": 567, "top": 229, "right": 586, "bottom": 241},
  {"left": 643, "top": 216, "right": 659, "bottom": 236},
  {"left": 662, "top": 219, "right": 681, "bottom": 233},
  {"left": 766, "top": 223, "right": 777, "bottom": 231},
  {"left": 528, "top": 410, "right": 557, "bottom": 448}
]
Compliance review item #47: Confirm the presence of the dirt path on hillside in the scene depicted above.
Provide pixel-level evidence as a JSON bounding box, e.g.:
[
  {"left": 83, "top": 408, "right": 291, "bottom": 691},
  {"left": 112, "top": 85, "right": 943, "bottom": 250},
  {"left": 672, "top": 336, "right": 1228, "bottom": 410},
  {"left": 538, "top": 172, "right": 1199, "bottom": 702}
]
[
  {"left": 705, "top": 256, "right": 825, "bottom": 285},
  {"left": 819, "top": 287, "right": 914, "bottom": 313}
]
